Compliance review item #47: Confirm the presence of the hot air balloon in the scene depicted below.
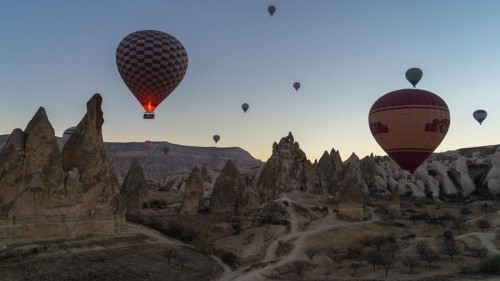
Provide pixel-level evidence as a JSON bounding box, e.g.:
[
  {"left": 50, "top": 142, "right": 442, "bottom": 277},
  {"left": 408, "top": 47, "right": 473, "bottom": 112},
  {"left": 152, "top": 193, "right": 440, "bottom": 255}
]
[
  {"left": 242, "top": 103, "right": 249, "bottom": 113},
  {"left": 268, "top": 5, "right": 276, "bottom": 16},
  {"left": 405, "top": 68, "right": 423, "bottom": 88},
  {"left": 116, "top": 30, "right": 188, "bottom": 119},
  {"left": 213, "top": 135, "right": 220, "bottom": 143},
  {"left": 473, "top": 110, "right": 487, "bottom": 125},
  {"left": 62, "top": 126, "right": 76, "bottom": 146},
  {"left": 293, "top": 82, "right": 301, "bottom": 91},
  {"left": 368, "top": 88, "right": 450, "bottom": 173},
  {"left": 162, "top": 146, "right": 170, "bottom": 155}
]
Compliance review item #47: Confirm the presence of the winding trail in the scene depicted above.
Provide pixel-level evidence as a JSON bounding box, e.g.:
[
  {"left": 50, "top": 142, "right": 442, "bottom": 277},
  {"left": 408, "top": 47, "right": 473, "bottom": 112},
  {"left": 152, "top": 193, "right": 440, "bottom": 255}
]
[
  {"left": 219, "top": 192, "right": 379, "bottom": 281},
  {"left": 458, "top": 232, "right": 500, "bottom": 255}
]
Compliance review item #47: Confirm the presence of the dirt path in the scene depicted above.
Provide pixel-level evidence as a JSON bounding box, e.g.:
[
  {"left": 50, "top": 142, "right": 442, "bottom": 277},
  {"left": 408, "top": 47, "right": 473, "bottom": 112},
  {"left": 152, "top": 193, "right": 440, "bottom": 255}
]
[
  {"left": 225, "top": 193, "right": 379, "bottom": 281},
  {"left": 458, "top": 232, "right": 500, "bottom": 255}
]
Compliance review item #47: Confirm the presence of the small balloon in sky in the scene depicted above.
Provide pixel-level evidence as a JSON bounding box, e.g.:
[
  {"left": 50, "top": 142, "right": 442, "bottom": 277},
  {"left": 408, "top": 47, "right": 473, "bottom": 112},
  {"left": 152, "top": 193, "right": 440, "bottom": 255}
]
[
  {"left": 293, "top": 82, "right": 301, "bottom": 91},
  {"left": 268, "top": 5, "right": 276, "bottom": 16},
  {"left": 116, "top": 30, "right": 188, "bottom": 119},
  {"left": 405, "top": 68, "right": 423, "bottom": 88},
  {"left": 242, "top": 103, "right": 249, "bottom": 113},
  {"left": 368, "top": 88, "right": 450, "bottom": 174},
  {"left": 213, "top": 135, "right": 220, "bottom": 143},
  {"left": 162, "top": 146, "right": 170, "bottom": 155},
  {"left": 473, "top": 109, "right": 487, "bottom": 125}
]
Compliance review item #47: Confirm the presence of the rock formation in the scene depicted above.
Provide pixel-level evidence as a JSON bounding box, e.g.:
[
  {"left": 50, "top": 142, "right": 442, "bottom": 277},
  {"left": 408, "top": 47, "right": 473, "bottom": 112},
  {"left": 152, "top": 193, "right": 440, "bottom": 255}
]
[
  {"left": 181, "top": 166, "right": 204, "bottom": 215},
  {"left": 0, "top": 94, "right": 124, "bottom": 243},
  {"left": 121, "top": 159, "right": 147, "bottom": 209},
  {"left": 312, "top": 149, "right": 343, "bottom": 194},
  {"left": 210, "top": 160, "right": 246, "bottom": 213},
  {"left": 336, "top": 167, "right": 367, "bottom": 220},
  {"left": 254, "top": 132, "right": 311, "bottom": 200}
]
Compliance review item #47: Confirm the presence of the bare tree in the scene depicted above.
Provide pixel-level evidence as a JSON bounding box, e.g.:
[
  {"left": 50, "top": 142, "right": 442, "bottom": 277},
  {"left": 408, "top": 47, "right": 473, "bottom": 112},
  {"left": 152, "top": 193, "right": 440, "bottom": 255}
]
[
  {"left": 365, "top": 249, "right": 381, "bottom": 272},
  {"left": 440, "top": 240, "right": 460, "bottom": 261},
  {"left": 379, "top": 244, "right": 397, "bottom": 277},
  {"left": 401, "top": 254, "right": 419, "bottom": 272},
  {"left": 347, "top": 246, "right": 363, "bottom": 265},
  {"left": 292, "top": 261, "right": 308, "bottom": 276},
  {"left": 467, "top": 244, "right": 488, "bottom": 260},
  {"left": 177, "top": 255, "right": 189, "bottom": 271},
  {"left": 423, "top": 249, "right": 439, "bottom": 269},
  {"left": 415, "top": 240, "right": 430, "bottom": 261},
  {"left": 328, "top": 248, "right": 344, "bottom": 269},
  {"left": 442, "top": 230, "right": 454, "bottom": 242},
  {"left": 452, "top": 218, "right": 467, "bottom": 235},
  {"left": 350, "top": 263, "right": 361, "bottom": 276},
  {"left": 477, "top": 219, "right": 491, "bottom": 232},
  {"left": 164, "top": 249, "right": 178, "bottom": 264}
]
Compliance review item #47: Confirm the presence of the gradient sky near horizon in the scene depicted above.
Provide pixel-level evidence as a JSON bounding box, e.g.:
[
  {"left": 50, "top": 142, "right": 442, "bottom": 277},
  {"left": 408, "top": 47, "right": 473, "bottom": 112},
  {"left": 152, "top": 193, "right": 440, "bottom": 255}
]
[{"left": 1, "top": 0, "right": 499, "bottom": 162}]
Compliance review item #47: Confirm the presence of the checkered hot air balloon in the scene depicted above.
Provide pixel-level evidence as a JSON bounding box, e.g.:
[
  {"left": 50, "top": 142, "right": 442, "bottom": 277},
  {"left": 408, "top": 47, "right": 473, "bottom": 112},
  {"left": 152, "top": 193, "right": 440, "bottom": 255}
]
[
  {"left": 116, "top": 30, "right": 188, "bottom": 119},
  {"left": 368, "top": 88, "right": 450, "bottom": 173}
]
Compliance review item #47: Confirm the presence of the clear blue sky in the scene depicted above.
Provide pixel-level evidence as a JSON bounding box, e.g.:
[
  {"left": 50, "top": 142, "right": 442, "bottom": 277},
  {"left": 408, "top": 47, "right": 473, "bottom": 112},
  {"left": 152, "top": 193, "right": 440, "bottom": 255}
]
[{"left": 1, "top": 0, "right": 499, "bottom": 162}]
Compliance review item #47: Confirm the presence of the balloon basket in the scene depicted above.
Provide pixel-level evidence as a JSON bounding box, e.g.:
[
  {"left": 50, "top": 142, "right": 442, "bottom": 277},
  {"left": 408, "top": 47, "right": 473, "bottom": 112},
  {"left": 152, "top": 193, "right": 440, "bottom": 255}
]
[{"left": 143, "top": 112, "right": 155, "bottom": 119}]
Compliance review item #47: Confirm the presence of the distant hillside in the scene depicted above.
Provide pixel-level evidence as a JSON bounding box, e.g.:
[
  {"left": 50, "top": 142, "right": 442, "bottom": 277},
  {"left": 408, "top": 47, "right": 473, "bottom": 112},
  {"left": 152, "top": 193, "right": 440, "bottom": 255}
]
[
  {"left": 106, "top": 141, "right": 262, "bottom": 179},
  {"left": 0, "top": 135, "right": 263, "bottom": 180}
]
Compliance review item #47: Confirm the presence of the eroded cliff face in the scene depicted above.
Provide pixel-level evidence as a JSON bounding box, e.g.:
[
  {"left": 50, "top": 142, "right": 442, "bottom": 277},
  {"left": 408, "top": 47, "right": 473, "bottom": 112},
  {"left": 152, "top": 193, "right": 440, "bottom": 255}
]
[
  {"left": 254, "top": 132, "right": 311, "bottom": 200},
  {"left": 210, "top": 160, "right": 247, "bottom": 213},
  {"left": 181, "top": 166, "right": 204, "bottom": 215},
  {"left": 0, "top": 94, "right": 124, "bottom": 243},
  {"left": 121, "top": 159, "right": 147, "bottom": 210}
]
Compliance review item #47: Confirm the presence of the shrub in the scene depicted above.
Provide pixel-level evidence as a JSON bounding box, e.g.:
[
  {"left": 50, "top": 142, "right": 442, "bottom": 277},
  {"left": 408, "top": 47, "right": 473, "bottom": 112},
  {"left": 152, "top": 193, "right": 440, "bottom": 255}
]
[
  {"left": 477, "top": 255, "right": 500, "bottom": 273},
  {"left": 460, "top": 207, "right": 472, "bottom": 215}
]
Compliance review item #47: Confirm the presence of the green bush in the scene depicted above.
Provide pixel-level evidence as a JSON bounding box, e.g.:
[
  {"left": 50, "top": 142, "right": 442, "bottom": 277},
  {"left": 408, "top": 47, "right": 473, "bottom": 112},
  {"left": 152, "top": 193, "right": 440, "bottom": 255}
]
[{"left": 477, "top": 255, "right": 500, "bottom": 273}]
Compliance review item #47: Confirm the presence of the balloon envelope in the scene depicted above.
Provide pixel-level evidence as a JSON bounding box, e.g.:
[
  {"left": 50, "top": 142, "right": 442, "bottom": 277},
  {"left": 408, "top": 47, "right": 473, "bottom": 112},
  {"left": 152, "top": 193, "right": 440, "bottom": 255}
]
[
  {"left": 242, "top": 103, "right": 249, "bottom": 113},
  {"left": 144, "top": 140, "right": 153, "bottom": 149},
  {"left": 268, "top": 5, "right": 276, "bottom": 16},
  {"left": 62, "top": 126, "right": 76, "bottom": 146},
  {"left": 213, "top": 135, "right": 220, "bottom": 143},
  {"left": 473, "top": 110, "right": 487, "bottom": 125},
  {"left": 162, "top": 146, "right": 170, "bottom": 155},
  {"left": 293, "top": 82, "right": 301, "bottom": 91},
  {"left": 116, "top": 30, "right": 188, "bottom": 114},
  {"left": 368, "top": 88, "right": 450, "bottom": 173},
  {"left": 405, "top": 68, "right": 423, "bottom": 88}
]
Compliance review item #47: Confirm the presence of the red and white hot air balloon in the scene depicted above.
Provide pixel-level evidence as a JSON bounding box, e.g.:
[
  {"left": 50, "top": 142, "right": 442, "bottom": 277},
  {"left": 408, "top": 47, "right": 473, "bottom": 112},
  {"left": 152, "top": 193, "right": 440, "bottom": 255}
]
[{"left": 368, "top": 88, "right": 450, "bottom": 173}]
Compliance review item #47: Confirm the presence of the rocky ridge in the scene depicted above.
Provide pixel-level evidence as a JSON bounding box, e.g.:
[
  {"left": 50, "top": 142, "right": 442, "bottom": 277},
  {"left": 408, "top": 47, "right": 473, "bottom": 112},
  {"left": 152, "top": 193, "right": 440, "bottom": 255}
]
[{"left": 0, "top": 94, "right": 124, "bottom": 242}]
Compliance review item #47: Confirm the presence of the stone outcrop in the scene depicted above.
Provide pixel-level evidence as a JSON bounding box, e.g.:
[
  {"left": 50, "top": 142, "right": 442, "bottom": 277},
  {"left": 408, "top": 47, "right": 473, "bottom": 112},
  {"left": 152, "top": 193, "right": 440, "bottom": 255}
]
[
  {"left": 337, "top": 167, "right": 367, "bottom": 220},
  {"left": 254, "top": 132, "right": 310, "bottom": 200},
  {"left": 121, "top": 159, "right": 147, "bottom": 209},
  {"left": 0, "top": 94, "right": 124, "bottom": 243},
  {"left": 210, "top": 160, "right": 246, "bottom": 213},
  {"left": 312, "top": 149, "right": 343, "bottom": 194},
  {"left": 181, "top": 166, "right": 204, "bottom": 215}
]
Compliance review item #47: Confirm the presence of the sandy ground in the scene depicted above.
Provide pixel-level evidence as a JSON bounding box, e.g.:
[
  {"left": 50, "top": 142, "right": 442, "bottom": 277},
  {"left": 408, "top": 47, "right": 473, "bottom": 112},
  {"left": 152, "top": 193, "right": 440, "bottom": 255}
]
[
  {"left": 0, "top": 222, "right": 220, "bottom": 281},
  {"left": 209, "top": 192, "right": 500, "bottom": 281}
]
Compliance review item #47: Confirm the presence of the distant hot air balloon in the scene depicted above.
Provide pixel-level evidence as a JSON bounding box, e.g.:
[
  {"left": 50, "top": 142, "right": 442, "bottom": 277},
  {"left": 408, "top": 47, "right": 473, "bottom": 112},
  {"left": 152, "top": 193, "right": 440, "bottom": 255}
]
[
  {"left": 213, "top": 135, "right": 220, "bottom": 143},
  {"left": 268, "top": 5, "right": 276, "bottom": 16},
  {"left": 405, "top": 68, "right": 423, "bottom": 88},
  {"left": 242, "top": 103, "right": 249, "bottom": 113},
  {"left": 62, "top": 126, "right": 76, "bottom": 146},
  {"left": 162, "top": 146, "right": 170, "bottom": 155},
  {"left": 473, "top": 110, "right": 487, "bottom": 125},
  {"left": 293, "top": 82, "right": 301, "bottom": 91},
  {"left": 116, "top": 30, "right": 188, "bottom": 119},
  {"left": 368, "top": 88, "right": 450, "bottom": 173}
]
